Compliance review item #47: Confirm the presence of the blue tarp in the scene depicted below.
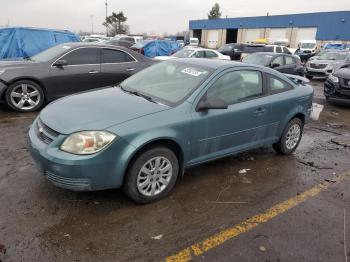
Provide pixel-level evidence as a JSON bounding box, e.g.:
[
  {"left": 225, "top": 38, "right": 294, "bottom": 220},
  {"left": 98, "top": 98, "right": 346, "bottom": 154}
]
[
  {"left": 137, "top": 40, "right": 180, "bottom": 58},
  {"left": 0, "top": 27, "right": 80, "bottom": 59}
]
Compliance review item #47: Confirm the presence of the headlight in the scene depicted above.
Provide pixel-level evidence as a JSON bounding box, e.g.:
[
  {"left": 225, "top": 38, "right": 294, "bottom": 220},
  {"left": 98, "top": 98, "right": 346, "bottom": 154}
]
[
  {"left": 0, "top": 70, "right": 5, "bottom": 75},
  {"left": 328, "top": 74, "right": 339, "bottom": 83},
  {"left": 60, "top": 131, "right": 116, "bottom": 155}
]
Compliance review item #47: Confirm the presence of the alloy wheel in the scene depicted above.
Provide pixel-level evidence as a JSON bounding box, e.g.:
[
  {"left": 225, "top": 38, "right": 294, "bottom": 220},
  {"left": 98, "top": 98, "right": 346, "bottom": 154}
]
[
  {"left": 285, "top": 124, "right": 301, "bottom": 150},
  {"left": 10, "top": 83, "right": 41, "bottom": 111},
  {"left": 137, "top": 156, "right": 173, "bottom": 197}
]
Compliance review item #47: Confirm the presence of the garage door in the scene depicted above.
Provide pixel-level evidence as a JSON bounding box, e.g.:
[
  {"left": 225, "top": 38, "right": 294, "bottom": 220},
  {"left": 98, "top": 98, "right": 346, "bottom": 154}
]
[
  {"left": 269, "top": 28, "right": 287, "bottom": 43},
  {"left": 207, "top": 30, "right": 219, "bottom": 49},
  {"left": 296, "top": 27, "right": 317, "bottom": 44},
  {"left": 245, "top": 29, "right": 261, "bottom": 43}
]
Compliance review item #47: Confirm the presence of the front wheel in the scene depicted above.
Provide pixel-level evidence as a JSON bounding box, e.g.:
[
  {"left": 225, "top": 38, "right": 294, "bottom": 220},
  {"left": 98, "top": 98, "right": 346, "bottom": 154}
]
[
  {"left": 123, "top": 146, "right": 179, "bottom": 204},
  {"left": 5, "top": 80, "right": 44, "bottom": 112},
  {"left": 273, "top": 118, "right": 303, "bottom": 155}
]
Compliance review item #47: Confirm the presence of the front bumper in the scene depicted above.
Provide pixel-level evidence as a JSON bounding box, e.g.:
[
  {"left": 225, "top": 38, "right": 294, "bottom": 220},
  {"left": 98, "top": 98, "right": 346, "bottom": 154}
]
[
  {"left": 305, "top": 67, "right": 333, "bottom": 78},
  {"left": 324, "top": 79, "right": 350, "bottom": 105},
  {"left": 27, "top": 118, "right": 135, "bottom": 191},
  {"left": 0, "top": 80, "right": 8, "bottom": 98}
]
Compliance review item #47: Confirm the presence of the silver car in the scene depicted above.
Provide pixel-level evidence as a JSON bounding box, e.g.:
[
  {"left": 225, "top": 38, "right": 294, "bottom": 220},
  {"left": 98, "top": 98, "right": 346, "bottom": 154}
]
[{"left": 305, "top": 51, "right": 350, "bottom": 79}]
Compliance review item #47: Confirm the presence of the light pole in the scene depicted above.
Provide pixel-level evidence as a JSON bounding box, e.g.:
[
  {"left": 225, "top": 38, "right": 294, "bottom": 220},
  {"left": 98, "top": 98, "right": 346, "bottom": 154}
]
[
  {"left": 105, "top": 0, "right": 108, "bottom": 36},
  {"left": 90, "top": 15, "right": 94, "bottom": 34}
]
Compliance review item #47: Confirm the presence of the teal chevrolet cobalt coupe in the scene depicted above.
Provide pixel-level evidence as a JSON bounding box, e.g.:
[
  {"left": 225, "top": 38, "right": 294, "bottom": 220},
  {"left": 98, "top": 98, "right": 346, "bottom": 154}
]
[{"left": 28, "top": 59, "right": 313, "bottom": 203}]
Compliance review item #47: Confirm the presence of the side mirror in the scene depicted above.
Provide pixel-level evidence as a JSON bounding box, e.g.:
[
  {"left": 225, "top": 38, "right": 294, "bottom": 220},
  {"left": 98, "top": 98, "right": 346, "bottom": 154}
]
[
  {"left": 196, "top": 97, "right": 228, "bottom": 112},
  {"left": 271, "top": 63, "right": 280, "bottom": 68},
  {"left": 53, "top": 59, "right": 68, "bottom": 67}
]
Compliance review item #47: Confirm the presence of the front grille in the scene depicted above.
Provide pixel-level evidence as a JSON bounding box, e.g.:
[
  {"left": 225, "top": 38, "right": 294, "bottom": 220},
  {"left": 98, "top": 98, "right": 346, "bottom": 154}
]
[
  {"left": 45, "top": 171, "right": 91, "bottom": 190},
  {"left": 309, "top": 63, "right": 327, "bottom": 69},
  {"left": 35, "top": 118, "right": 60, "bottom": 144},
  {"left": 340, "top": 78, "right": 350, "bottom": 89}
]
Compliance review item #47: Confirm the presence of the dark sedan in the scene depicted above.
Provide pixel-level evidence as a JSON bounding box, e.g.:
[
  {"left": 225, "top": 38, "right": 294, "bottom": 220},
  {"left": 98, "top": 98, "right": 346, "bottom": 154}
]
[
  {"left": 324, "top": 68, "right": 350, "bottom": 105},
  {"left": 242, "top": 52, "right": 304, "bottom": 76},
  {"left": 0, "top": 43, "right": 154, "bottom": 112}
]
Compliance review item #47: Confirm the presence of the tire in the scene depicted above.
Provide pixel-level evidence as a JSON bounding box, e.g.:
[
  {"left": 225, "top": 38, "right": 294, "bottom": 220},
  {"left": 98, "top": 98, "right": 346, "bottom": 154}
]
[
  {"left": 5, "top": 80, "right": 45, "bottom": 112},
  {"left": 123, "top": 146, "right": 179, "bottom": 204},
  {"left": 273, "top": 118, "right": 304, "bottom": 155}
]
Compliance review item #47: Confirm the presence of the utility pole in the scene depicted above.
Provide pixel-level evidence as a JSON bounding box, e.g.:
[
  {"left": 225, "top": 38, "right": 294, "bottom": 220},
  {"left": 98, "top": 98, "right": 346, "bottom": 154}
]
[
  {"left": 90, "top": 15, "right": 94, "bottom": 34},
  {"left": 105, "top": 0, "right": 108, "bottom": 36}
]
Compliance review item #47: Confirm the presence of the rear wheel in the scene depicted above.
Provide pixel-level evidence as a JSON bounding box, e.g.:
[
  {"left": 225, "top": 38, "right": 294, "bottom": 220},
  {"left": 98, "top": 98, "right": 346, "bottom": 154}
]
[
  {"left": 5, "top": 80, "right": 44, "bottom": 112},
  {"left": 123, "top": 146, "right": 179, "bottom": 204},
  {"left": 273, "top": 118, "right": 303, "bottom": 155}
]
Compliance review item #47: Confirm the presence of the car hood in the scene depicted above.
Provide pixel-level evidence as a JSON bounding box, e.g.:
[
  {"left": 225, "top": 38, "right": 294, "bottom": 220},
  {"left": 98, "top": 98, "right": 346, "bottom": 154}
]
[
  {"left": 39, "top": 87, "right": 170, "bottom": 135},
  {"left": 334, "top": 68, "right": 350, "bottom": 79}
]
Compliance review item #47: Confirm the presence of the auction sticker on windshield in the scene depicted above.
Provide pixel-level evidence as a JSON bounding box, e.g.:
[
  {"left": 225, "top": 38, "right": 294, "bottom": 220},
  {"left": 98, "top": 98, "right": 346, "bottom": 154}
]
[{"left": 181, "top": 68, "right": 207, "bottom": 77}]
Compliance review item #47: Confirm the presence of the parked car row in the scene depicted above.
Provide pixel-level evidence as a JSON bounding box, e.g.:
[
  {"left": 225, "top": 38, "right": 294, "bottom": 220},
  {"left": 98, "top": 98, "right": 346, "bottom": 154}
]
[
  {"left": 218, "top": 43, "right": 292, "bottom": 61},
  {"left": 0, "top": 43, "right": 154, "bottom": 112}
]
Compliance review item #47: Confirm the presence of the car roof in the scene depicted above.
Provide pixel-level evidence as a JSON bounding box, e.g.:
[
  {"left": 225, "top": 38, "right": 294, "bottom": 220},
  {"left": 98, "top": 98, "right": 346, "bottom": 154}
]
[
  {"left": 56, "top": 42, "right": 132, "bottom": 51},
  {"left": 170, "top": 58, "right": 268, "bottom": 70}
]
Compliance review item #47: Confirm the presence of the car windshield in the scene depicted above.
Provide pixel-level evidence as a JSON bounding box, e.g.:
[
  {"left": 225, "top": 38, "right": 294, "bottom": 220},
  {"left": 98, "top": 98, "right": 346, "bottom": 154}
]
[
  {"left": 242, "top": 53, "right": 273, "bottom": 66},
  {"left": 301, "top": 43, "right": 315, "bottom": 49},
  {"left": 324, "top": 44, "right": 345, "bottom": 50},
  {"left": 319, "top": 52, "right": 347, "bottom": 60},
  {"left": 173, "top": 49, "right": 194, "bottom": 58},
  {"left": 31, "top": 44, "right": 72, "bottom": 62},
  {"left": 120, "top": 61, "right": 213, "bottom": 106}
]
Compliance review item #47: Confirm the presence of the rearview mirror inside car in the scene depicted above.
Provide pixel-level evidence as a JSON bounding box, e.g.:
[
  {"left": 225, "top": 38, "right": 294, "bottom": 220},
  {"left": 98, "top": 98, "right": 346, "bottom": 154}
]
[
  {"left": 196, "top": 97, "right": 228, "bottom": 112},
  {"left": 53, "top": 59, "right": 68, "bottom": 67},
  {"left": 271, "top": 63, "right": 280, "bottom": 68}
]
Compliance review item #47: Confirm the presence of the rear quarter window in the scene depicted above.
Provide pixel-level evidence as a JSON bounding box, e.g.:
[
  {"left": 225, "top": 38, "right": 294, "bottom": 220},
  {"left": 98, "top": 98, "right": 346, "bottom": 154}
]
[{"left": 268, "top": 75, "right": 293, "bottom": 94}]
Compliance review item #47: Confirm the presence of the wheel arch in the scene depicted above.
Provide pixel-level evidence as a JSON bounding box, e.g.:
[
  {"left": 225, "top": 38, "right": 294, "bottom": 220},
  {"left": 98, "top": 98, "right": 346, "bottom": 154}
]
[
  {"left": 123, "top": 138, "right": 185, "bottom": 183},
  {"left": 4, "top": 77, "right": 47, "bottom": 102},
  {"left": 291, "top": 112, "right": 306, "bottom": 125}
]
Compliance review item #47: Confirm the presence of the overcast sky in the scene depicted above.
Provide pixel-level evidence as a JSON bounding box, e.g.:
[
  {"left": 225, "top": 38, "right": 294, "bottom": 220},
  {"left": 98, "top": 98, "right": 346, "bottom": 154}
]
[{"left": 0, "top": 0, "right": 349, "bottom": 35}]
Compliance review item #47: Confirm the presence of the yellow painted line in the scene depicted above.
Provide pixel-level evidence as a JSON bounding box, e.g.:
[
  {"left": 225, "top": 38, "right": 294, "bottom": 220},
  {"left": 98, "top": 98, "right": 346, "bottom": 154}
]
[{"left": 166, "top": 171, "right": 350, "bottom": 262}]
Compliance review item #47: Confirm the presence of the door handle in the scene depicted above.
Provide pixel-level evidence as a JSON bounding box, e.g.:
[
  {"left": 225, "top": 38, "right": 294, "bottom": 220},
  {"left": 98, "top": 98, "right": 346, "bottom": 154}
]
[
  {"left": 254, "top": 107, "right": 266, "bottom": 115},
  {"left": 127, "top": 68, "right": 135, "bottom": 71},
  {"left": 89, "top": 70, "right": 99, "bottom": 74}
]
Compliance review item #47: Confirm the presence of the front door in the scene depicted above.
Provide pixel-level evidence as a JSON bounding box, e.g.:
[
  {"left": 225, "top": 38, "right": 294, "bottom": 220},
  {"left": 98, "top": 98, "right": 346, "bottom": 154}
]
[
  {"left": 49, "top": 47, "right": 101, "bottom": 98},
  {"left": 190, "top": 69, "right": 272, "bottom": 164}
]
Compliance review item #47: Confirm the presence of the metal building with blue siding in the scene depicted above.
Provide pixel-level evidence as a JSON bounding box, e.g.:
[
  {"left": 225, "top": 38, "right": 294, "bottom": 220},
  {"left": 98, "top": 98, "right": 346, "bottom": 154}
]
[{"left": 189, "top": 11, "right": 350, "bottom": 49}]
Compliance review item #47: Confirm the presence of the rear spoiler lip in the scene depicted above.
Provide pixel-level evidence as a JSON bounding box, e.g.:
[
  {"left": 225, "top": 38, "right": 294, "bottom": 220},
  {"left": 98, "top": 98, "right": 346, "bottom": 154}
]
[{"left": 284, "top": 73, "right": 310, "bottom": 84}]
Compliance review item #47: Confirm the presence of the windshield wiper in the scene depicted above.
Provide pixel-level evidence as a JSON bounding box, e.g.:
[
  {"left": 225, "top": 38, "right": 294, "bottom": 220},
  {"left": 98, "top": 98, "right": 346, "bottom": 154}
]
[{"left": 119, "top": 85, "right": 157, "bottom": 104}]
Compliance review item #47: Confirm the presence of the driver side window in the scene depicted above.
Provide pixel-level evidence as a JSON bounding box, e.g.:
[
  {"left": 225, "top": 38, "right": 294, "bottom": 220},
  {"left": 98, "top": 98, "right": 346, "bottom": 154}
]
[
  {"left": 207, "top": 70, "right": 263, "bottom": 105},
  {"left": 61, "top": 48, "right": 100, "bottom": 65},
  {"left": 193, "top": 51, "right": 205, "bottom": 58},
  {"left": 272, "top": 56, "right": 285, "bottom": 66}
]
